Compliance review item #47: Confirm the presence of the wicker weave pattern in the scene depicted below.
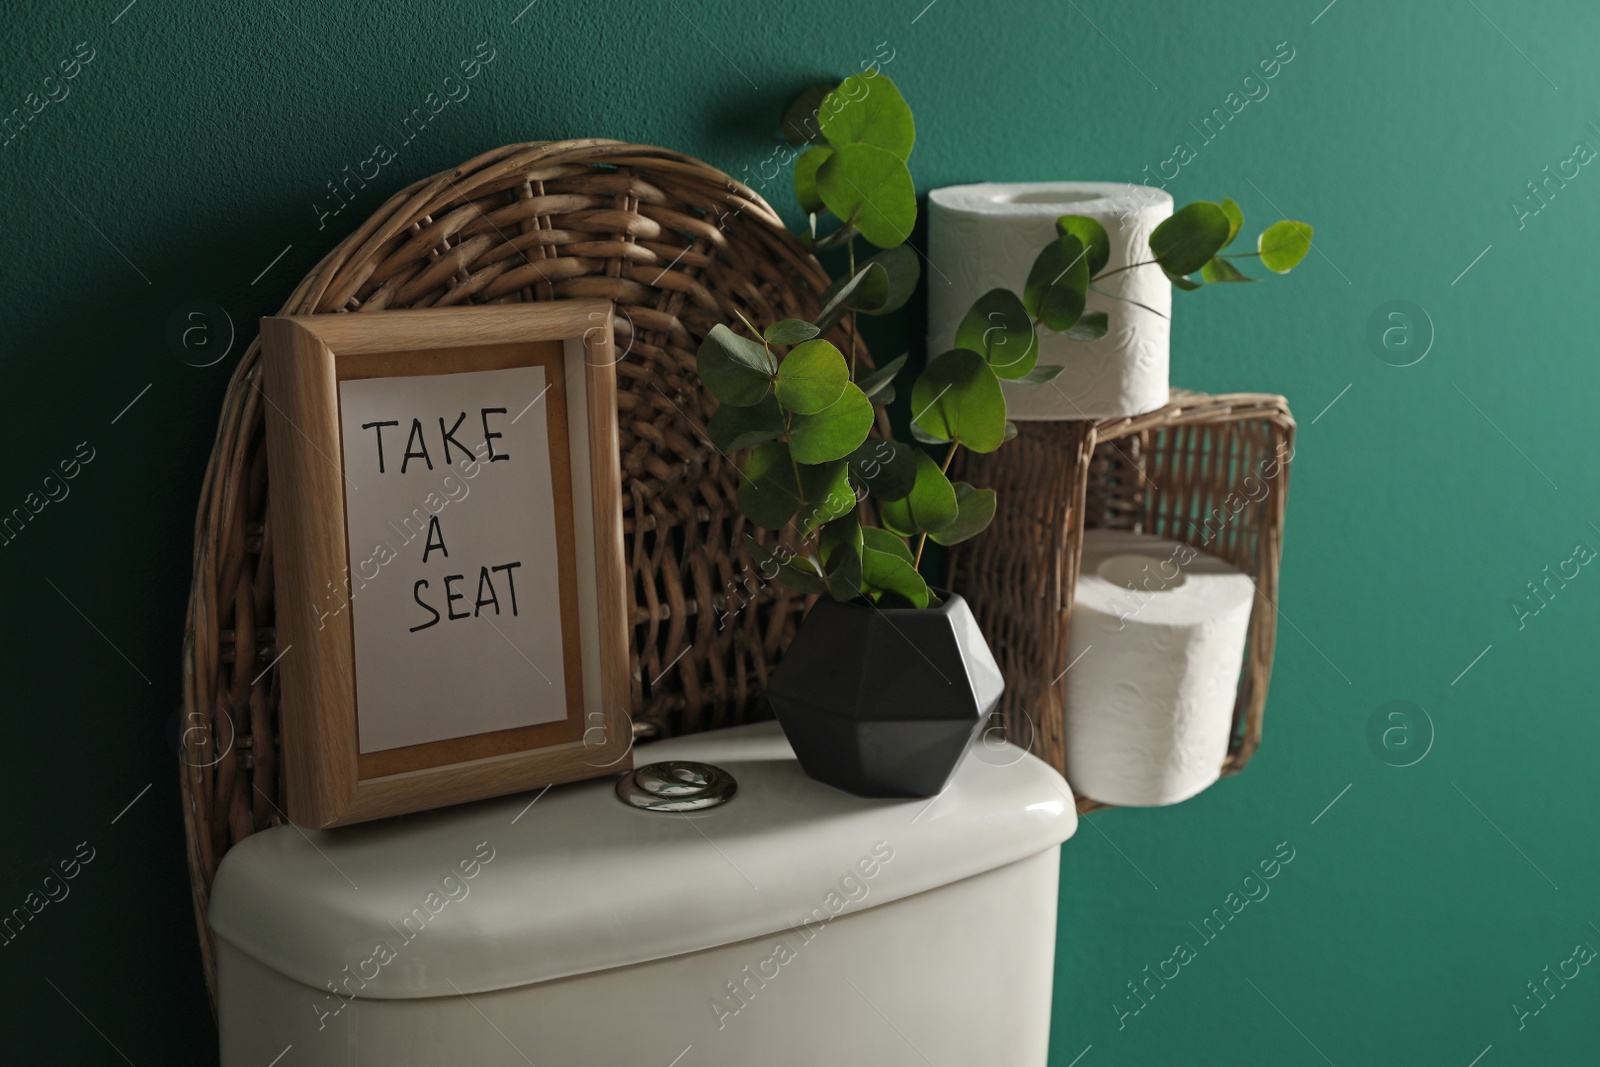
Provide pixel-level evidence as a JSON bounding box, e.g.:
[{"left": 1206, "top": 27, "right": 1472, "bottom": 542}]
[
  {"left": 179, "top": 140, "right": 851, "bottom": 1001},
  {"left": 951, "top": 390, "right": 1294, "bottom": 812}
]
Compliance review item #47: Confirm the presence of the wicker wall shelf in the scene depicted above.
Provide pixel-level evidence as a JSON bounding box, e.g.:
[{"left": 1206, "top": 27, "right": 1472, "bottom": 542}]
[{"left": 950, "top": 390, "right": 1295, "bottom": 813}]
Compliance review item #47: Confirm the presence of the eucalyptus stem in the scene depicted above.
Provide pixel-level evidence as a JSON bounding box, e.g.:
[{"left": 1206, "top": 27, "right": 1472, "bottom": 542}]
[
  {"left": 782, "top": 408, "right": 811, "bottom": 551},
  {"left": 940, "top": 440, "right": 961, "bottom": 475},
  {"left": 846, "top": 239, "right": 859, "bottom": 378},
  {"left": 1087, "top": 283, "right": 1170, "bottom": 320},
  {"left": 1093, "top": 258, "right": 1159, "bottom": 280}
]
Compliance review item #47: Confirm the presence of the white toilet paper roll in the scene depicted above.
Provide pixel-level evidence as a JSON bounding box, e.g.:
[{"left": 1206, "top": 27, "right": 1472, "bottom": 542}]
[
  {"left": 928, "top": 182, "right": 1172, "bottom": 421},
  {"left": 1064, "top": 530, "right": 1254, "bottom": 806}
]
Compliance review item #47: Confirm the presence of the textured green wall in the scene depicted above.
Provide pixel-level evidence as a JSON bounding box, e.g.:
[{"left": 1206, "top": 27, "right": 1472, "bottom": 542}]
[{"left": 3, "top": 1, "right": 1597, "bottom": 1062}]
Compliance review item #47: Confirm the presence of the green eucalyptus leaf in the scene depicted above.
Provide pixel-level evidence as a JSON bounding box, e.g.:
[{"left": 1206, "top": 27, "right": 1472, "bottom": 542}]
[
  {"left": 781, "top": 84, "right": 835, "bottom": 147},
  {"left": 754, "top": 538, "right": 831, "bottom": 597},
  {"left": 912, "top": 349, "right": 1007, "bottom": 453},
  {"left": 819, "top": 512, "right": 865, "bottom": 600},
  {"left": 735, "top": 443, "right": 853, "bottom": 533},
  {"left": 745, "top": 537, "right": 825, "bottom": 598},
  {"left": 1024, "top": 234, "right": 1089, "bottom": 332},
  {"left": 846, "top": 437, "right": 917, "bottom": 501},
  {"left": 879, "top": 450, "right": 958, "bottom": 536},
  {"left": 736, "top": 442, "right": 803, "bottom": 529},
  {"left": 742, "top": 532, "right": 779, "bottom": 566},
  {"left": 779, "top": 560, "right": 830, "bottom": 594},
  {"left": 793, "top": 145, "right": 833, "bottom": 215},
  {"left": 1003, "top": 420, "right": 1019, "bottom": 443},
  {"left": 743, "top": 534, "right": 825, "bottom": 594},
  {"left": 859, "top": 547, "right": 929, "bottom": 608},
  {"left": 928, "top": 482, "right": 997, "bottom": 546},
  {"left": 796, "top": 461, "right": 857, "bottom": 536},
  {"left": 1013, "top": 363, "right": 1065, "bottom": 385},
  {"left": 1168, "top": 272, "right": 1204, "bottom": 291},
  {"left": 1219, "top": 198, "right": 1244, "bottom": 249},
  {"left": 856, "top": 353, "right": 908, "bottom": 402},
  {"left": 857, "top": 245, "right": 921, "bottom": 315},
  {"left": 1200, "top": 257, "right": 1254, "bottom": 284},
  {"left": 764, "top": 318, "right": 822, "bottom": 346},
  {"left": 1060, "top": 309, "right": 1109, "bottom": 341},
  {"left": 696, "top": 323, "right": 775, "bottom": 406},
  {"left": 788, "top": 382, "right": 874, "bottom": 463},
  {"left": 774, "top": 339, "right": 850, "bottom": 415},
  {"left": 818, "top": 261, "right": 892, "bottom": 310},
  {"left": 861, "top": 525, "right": 914, "bottom": 564},
  {"left": 743, "top": 532, "right": 781, "bottom": 572},
  {"left": 955, "top": 288, "right": 1039, "bottom": 379},
  {"left": 1150, "top": 201, "right": 1231, "bottom": 278},
  {"left": 815, "top": 261, "right": 891, "bottom": 334},
  {"left": 1056, "top": 215, "right": 1112, "bottom": 276},
  {"left": 910, "top": 421, "right": 950, "bottom": 445},
  {"left": 708, "top": 393, "right": 784, "bottom": 453},
  {"left": 819, "top": 511, "right": 862, "bottom": 567},
  {"left": 1259, "top": 220, "right": 1313, "bottom": 273},
  {"left": 817, "top": 143, "right": 916, "bottom": 249},
  {"left": 817, "top": 73, "right": 915, "bottom": 160},
  {"left": 825, "top": 555, "right": 863, "bottom": 601}
]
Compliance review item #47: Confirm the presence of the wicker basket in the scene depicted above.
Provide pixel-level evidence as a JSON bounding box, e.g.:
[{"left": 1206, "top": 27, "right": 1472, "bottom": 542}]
[
  {"left": 950, "top": 390, "right": 1295, "bottom": 812},
  {"left": 178, "top": 140, "right": 864, "bottom": 1003}
]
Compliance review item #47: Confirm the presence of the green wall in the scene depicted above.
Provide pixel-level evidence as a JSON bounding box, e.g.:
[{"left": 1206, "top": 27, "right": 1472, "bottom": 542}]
[{"left": 3, "top": 0, "right": 1597, "bottom": 1062}]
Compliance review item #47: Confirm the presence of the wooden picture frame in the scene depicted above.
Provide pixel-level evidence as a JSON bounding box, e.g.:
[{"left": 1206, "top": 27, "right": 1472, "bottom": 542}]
[{"left": 260, "top": 300, "right": 630, "bottom": 828}]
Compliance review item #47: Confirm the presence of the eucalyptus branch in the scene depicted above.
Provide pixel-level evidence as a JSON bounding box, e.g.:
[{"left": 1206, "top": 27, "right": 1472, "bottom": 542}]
[
  {"left": 939, "top": 441, "right": 961, "bottom": 475},
  {"left": 1092, "top": 258, "right": 1159, "bottom": 281},
  {"left": 1087, "top": 283, "right": 1169, "bottom": 320},
  {"left": 781, "top": 407, "right": 810, "bottom": 546},
  {"left": 847, "top": 239, "right": 859, "bottom": 378},
  {"left": 697, "top": 72, "right": 1110, "bottom": 609}
]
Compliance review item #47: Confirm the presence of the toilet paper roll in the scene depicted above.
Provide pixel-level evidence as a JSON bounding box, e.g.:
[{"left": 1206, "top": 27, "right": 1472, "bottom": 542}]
[
  {"left": 928, "top": 182, "right": 1172, "bottom": 421},
  {"left": 1064, "top": 530, "right": 1254, "bottom": 807}
]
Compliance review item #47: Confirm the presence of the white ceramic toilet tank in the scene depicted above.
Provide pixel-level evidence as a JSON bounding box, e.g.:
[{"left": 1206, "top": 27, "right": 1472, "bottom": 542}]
[{"left": 209, "top": 721, "right": 1079, "bottom": 1065}]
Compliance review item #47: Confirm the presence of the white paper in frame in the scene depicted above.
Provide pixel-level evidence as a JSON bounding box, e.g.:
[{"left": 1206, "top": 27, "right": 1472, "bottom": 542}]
[{"left": 260, "top": 300, "right": 630, "bottom": 828}]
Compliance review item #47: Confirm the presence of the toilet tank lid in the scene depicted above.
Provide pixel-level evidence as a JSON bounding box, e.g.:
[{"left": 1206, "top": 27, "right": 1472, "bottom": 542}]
[{"left": 208, "top": 721, "right": 1077, "bottom": 999}]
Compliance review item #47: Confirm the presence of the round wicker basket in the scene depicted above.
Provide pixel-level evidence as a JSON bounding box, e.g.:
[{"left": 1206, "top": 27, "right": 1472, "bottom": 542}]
[{"left": 179, "top": 139, "right": 854, "bottom": 1002}]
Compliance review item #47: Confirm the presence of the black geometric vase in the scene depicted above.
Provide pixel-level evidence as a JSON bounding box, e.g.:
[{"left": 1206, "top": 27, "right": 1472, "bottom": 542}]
[{"left": 767, "top": 591, "right": 1004, "bottom": 798}]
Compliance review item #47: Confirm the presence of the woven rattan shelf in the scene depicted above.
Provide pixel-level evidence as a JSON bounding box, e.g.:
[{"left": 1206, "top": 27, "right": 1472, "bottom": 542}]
[
  {"left": 951, "top": 389, "right": 1295, "bottom": 813},
  {"left": 179, "top": 140, "right": 861, "bottom": 1003}
]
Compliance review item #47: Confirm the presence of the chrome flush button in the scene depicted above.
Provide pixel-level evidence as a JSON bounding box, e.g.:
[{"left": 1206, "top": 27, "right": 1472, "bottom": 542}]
[{"left": 616, "top": 761, "right": 737, "bottom": 812}]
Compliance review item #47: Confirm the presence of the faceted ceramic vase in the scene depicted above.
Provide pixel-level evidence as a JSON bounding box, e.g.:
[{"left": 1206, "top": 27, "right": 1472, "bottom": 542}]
[{"left": 767, "top": 591, "right": 1004, "bottom": 798}]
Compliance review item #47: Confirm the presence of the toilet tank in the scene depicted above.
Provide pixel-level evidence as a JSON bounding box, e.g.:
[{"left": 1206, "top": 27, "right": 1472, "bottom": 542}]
[{"left": 209, "top": 721, "right": 1078, "bottom": 1066}]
